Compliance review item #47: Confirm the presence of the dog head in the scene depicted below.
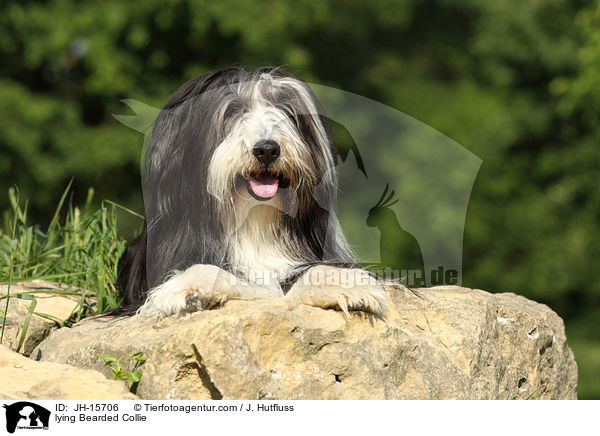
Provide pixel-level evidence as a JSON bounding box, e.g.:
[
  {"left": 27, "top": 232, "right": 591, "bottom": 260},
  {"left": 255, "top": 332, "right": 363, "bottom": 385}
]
[
  {"left": 146, "top": 67, "right": 336, "bottom": 213},
  {"left": 207, "top": 69, "right": 337, "bottom": 207}
]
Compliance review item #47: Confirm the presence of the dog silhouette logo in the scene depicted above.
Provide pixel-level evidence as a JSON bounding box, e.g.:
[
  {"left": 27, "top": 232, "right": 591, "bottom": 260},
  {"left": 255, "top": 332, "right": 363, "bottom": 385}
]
[{"left": 3, "top": 402, "right": 50, "bottom": 433}]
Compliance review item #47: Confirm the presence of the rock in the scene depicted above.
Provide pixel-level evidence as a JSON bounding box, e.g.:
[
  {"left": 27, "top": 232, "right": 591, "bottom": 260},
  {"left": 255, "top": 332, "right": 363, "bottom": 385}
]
[
  {"left": 32, "top": 285, "right": 578, "bottom": 399},
  {"left": 0, "top": 280, "right": 93, "bottom": 355},
  {"left": 0, "top": 345, "right": 136, "bottom": 400}
]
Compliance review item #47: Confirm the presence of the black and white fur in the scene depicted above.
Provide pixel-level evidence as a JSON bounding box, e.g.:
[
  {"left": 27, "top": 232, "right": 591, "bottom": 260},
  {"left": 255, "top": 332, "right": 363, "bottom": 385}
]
[{"left": 117, "top": 67, "right": 388, "bottom": 318}]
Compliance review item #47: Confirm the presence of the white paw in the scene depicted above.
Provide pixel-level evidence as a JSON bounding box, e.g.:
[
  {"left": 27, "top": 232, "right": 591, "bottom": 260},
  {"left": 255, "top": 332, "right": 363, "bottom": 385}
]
[
  {"left": 285, "top": 265, "right": 389, "bottom": 316},
  {"left": 138, "top": 264, "right": 232, "bottom": 318}
]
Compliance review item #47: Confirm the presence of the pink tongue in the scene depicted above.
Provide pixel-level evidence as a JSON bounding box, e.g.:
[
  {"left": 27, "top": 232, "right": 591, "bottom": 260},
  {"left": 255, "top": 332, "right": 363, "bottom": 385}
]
[{"left": 248, "top": 175, "right": 279, "bottom": 198}]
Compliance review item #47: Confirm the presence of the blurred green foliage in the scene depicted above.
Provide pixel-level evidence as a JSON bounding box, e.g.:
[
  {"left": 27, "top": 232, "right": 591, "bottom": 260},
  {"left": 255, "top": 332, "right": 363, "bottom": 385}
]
[{"left": 0, "top": 0, "right": 598, "bottom": 397}]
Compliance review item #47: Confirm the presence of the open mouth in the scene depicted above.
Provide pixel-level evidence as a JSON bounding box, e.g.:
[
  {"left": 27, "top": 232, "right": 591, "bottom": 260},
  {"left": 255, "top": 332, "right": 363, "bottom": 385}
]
[{"left": 244, "top": 170, "right": 289, "bottom": 201}]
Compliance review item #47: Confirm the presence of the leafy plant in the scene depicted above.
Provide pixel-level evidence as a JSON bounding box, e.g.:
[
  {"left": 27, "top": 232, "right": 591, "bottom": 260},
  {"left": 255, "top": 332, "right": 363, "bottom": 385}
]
[{"left": 97, "top": 351, "right": 147, "bottom": 383}]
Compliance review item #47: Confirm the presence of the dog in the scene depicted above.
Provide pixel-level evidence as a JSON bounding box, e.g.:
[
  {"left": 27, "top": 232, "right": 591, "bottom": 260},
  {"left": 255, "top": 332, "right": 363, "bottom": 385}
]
[{"left": 116, "top": 66, "right": 389, "bottom": 318}]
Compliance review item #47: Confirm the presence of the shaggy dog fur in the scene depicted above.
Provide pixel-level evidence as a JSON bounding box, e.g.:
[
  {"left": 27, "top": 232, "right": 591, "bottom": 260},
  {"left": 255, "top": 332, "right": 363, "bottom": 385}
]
[{"left": 117, "top": 67, "right": 388, "bottom": 318}]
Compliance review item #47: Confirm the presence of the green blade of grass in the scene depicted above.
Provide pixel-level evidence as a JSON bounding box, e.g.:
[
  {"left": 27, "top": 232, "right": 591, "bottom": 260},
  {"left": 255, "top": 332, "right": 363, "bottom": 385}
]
[
  {"left": 0, "top": 188, "right": 20, "bottom": 345},
  {"left": 103, "top": 200, "right": 145, "bottom": 220},
  {"left": 16, "top": 294, "right": 37, "bottom": 353},
  {"left": 44, "top": 179, "right": 74, "bottom": 251}
]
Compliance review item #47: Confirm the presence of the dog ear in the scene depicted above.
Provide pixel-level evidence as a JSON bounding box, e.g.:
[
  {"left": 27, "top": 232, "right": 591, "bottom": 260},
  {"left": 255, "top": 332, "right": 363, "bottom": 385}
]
[
  {"left": 144, "top": 70, "right": 241, "bottom": 217},
  {"left": 141, "top": 70, "right": 240, "bottom": 289}
]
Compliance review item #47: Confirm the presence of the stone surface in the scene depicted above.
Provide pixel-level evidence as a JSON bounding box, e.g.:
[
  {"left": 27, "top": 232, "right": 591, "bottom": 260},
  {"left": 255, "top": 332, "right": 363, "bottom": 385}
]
[
  {"left": 0, "top": 280, "right": 92, "bottom": 355},
  {"left": 0, "top": 345, "right": 136, "bottom": 400},
  {"left": 32, "top": 285, "right": 578, "bottom": 399}
]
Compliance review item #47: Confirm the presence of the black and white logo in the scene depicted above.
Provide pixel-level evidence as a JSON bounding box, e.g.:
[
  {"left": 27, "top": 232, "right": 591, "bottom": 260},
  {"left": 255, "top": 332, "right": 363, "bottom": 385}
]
[{"left": 3, "top": 402, "right": 50, "bottom": 433}]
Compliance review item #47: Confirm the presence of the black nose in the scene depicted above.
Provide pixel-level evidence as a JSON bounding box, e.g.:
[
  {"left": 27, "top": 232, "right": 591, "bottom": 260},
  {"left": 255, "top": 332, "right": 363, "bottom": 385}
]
[{"left": 253, "top": 140, "right": 280, "bottom": 166}]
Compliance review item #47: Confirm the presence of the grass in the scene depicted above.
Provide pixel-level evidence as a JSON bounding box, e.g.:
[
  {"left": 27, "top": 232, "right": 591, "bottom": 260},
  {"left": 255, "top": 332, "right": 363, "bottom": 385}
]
[{"left": 0, "top": 184, "right": 143, "bottom": 337}]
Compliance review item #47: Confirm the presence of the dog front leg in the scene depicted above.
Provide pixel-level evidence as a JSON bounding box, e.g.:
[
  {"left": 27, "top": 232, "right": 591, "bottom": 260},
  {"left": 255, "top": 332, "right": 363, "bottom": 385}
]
[
  {"left": 138, "top": 264, "right": 282, "bottom": 318},
  {"left": 284, "top": 265, "right": 389, "bottom": 316}
]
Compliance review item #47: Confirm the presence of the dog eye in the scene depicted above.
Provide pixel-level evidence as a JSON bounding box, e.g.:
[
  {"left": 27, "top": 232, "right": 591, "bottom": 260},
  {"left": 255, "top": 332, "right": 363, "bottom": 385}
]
[
  {"left": 225, "top": 104, "right": 242, "bottom": 118},
  {"left": 277, "top": 105, "right": 297, "bottom": 122}
]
